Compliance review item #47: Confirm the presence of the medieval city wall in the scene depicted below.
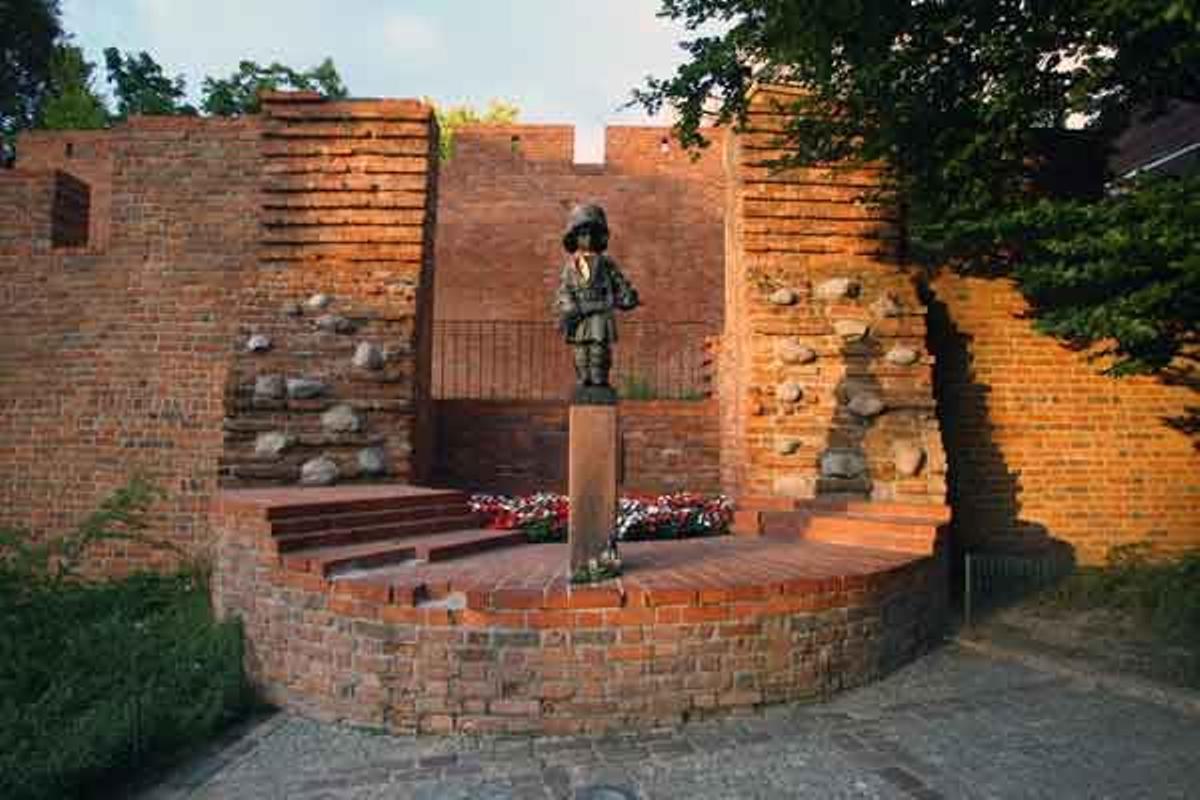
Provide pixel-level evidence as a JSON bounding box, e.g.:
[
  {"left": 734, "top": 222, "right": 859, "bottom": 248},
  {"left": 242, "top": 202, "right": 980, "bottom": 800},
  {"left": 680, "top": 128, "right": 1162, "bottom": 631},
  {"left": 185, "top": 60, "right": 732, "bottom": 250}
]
[
  {"left": 0, "top": 117, "right": 260, "bottom": 573},
  {"left": 927, "top": 273, "right": 1200, "bottom": 564}
]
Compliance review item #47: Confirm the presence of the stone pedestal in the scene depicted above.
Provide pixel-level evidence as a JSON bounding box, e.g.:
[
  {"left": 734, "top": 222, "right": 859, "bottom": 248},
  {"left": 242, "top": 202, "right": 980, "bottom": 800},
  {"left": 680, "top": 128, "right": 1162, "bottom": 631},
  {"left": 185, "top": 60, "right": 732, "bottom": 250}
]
[{"left": 568, "top": 404, "right": 618, "bottom": 573}]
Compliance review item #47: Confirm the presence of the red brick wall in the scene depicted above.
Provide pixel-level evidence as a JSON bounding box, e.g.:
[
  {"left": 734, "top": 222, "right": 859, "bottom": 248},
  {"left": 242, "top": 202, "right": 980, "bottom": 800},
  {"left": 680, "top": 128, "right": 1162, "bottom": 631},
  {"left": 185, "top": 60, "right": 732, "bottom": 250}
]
[
  {"left": 720, "top": 85, "right": 947, "bottom": 507},
  {"left": 15, "top": 130, "right": 113, "bottom": 249},
  {"left": 432, "top": 400, "right": 721, "bottom": 496},
  {"left": 220, "top": 94, "right": 440, "bottom": 488},
  {"left": 433, "top": 125, "right": 726, "bottom": 396},
  {"left": 928, "top": 273, "right": 1200, "bottom": 563},
  {"left": 0, "top": 117, "right": 259, "bottom": 572}
]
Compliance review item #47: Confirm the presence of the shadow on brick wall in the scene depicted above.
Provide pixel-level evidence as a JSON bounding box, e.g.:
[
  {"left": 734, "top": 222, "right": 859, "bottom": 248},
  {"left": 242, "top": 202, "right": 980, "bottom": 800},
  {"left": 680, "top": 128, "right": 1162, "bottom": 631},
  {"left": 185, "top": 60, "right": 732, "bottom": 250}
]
[{"left": 923, "top": 282, "right": 1076, "bottom": 595}]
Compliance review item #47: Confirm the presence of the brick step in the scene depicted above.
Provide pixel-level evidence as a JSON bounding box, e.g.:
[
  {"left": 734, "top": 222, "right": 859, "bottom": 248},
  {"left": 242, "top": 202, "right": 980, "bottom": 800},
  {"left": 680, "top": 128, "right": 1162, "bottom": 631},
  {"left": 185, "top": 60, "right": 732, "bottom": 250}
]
[
  {"left": 281, "top": 536, "right": 419, "bottom": 576},
  {"left": 292, "top": 528, "right": 529, "bottom": 581},
  {"left": 762, "top": 511, "right": 941, "bottom": 555},
  {"left": 274, "top": 513, "right": 483, "bottom": 552},
  {"left": 271, "top": 501, "right": 471, "bottom": 536},
  {"left": 331, "top": 528, "right": 531, "bottom": 600},
  {"left": 264, "top": 487, "right": 468, "bottom": 520}
]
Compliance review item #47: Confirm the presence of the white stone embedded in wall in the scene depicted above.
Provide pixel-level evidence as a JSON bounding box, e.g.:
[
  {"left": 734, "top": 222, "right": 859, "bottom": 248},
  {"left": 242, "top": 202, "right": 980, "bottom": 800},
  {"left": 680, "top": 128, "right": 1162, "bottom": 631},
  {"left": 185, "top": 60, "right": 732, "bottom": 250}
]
[
  {"left": 255, "top": 431, "right": 294, "bottom": 459},
  {"left": 358, "top": 446, "right": 388, "bottom": 476},
  {"left": 322, "top": 403, "right": 362, "bottom": 433},
  {"left": 893, "top": 442, "right": 926, "bottom": 477},
  {"left": 254, "top": 374, "right": 286, "bottom": 401},
  {"left": 774, "top": 437, "right": 802, "bottom": 455},
  {"left": 847, "top": 393, "right": 886, "bottom": 418},
  {"left": 885, "top": 345, "right": 920, "bottom": 366},
  {"left": 833, "top": 320, "right": 870, "bottom": 341},
  {"left": 300, "top": 456, "right": 339, "bottom": 486},
  {"left": 353, "top": 342, "right": 385, "bottom": 370},
  {"left": 315, "top": 314, "right": 356, "bottom": 334},
  {"left": 305, "top": 293, "right": 332, "bottom": 311},
  {"left": 776, "top": 339, "right": 817, "bottom": 365},
  {"left": 820, "top": 449, "right": 867, "bottom": 479},
  {"left": 777, "top": 382, "right": 804, "bottom": 403},
  {"left": 246, "top": 334, "right": 272, "bottom": 353},
  {"left": 768, "top": 288, "right": 798, "bottom": 306},
  {"left": 286, "top": 377, "right": 328, "bottom": 399},
  {"left": 814, "top": 277, "right": 861, "bottom": 301}
]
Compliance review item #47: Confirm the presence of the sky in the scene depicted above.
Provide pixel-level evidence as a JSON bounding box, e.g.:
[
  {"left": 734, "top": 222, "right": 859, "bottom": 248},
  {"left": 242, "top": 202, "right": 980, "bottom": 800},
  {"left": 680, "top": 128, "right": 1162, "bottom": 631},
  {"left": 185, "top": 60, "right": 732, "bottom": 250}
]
[{"left": 60, "top": 0, "right": 710, "bottom": 163}]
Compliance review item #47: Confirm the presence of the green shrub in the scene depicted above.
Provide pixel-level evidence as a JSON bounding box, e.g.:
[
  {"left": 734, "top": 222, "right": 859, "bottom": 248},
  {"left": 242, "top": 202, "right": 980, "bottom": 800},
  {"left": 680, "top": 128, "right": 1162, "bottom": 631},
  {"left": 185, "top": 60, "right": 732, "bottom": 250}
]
[
  {"left": 1047, "top": 544, "right": 1200, "bottom": 652},
  {"left": 0, "top": 480, "right": 251, "bottom": 800}
]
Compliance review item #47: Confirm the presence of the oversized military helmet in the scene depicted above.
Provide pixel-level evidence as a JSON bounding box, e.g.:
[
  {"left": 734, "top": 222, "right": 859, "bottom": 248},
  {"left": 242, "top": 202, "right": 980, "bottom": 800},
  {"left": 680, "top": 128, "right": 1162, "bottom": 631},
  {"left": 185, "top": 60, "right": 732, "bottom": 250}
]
[{"left": 562, "top": 203, "right": 610, "bottom": 253}]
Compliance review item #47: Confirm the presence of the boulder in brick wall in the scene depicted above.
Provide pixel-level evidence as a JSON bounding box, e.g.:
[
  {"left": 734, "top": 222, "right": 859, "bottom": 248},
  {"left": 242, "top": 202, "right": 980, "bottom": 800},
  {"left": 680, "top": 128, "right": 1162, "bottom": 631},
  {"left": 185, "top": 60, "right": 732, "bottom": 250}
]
[
  {"left": 893, "top": 442, "right": 926, "bottom": 477},
  {"left": 820, "top": 449, "right": 868, "bottom": 479},
  {"left": 305, "top": 293, "right": 332, "bottom": 311},
  {"left": 776, "top": 339, "right": 817, "bottom": 365},
  {"left": 300, "top": 456, "right": 339, "bottom": 486},
  {"left": 815, "top": 277, "right": 861, "bottom": 301},
  {"left": 322, "top": 403, "right": 362, "bottom": 433},
  {"left": 246, "top": 334, "right": 272, "bottom": 353},
  {"left": 255, "top": 431, "right": 295, "bottom": 460},
  {"left": 286, "top": 377, "right": 328, "bottom": 400},
  {"left": 254, "top": 374, "right": 286, "bottom": 401},
  {"left": 315, "top": 314, "right": 356, "bottom": 334},
  {"left": 833, "top": 319, "right": 870, "bottom": 341},
  {"left": 353, "top": 342, "right": 385, "bottom": 370},
  {"left": 777, "top": 382, "right": 804, "bottom": 403},
  {"left": 885, "top": 345, "right": 920, "bottom": 366},
  {"left": 774, "top": 437, "right": 802, "bottom": 455},
  {"left": 282, "top": 301, "right": 303, "bottom": 317},
  {"left": 358, "top": 446, "right": 389, "bottom": 476},
  {"left": 768, "top": 288, "right": 798, "bottom": 306},
  {"left": 847, "top": 393, "right": 886, "bottom": 418},
  {"left": 871, "top": 292, "right": 904, "bottom": 318}
]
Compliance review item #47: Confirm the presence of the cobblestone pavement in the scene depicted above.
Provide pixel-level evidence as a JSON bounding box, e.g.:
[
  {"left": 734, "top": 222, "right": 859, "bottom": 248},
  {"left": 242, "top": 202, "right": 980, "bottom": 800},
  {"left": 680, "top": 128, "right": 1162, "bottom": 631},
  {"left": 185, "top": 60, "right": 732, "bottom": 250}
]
[{"left": 143, "top": 644, "right": 1200, "bottom": 800}]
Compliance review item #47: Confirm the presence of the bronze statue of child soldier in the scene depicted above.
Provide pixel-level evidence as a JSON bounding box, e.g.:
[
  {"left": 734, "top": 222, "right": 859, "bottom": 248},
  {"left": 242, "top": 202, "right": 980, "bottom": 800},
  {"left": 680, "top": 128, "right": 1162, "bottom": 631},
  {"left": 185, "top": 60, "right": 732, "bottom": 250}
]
[{"left": 554, "top": 204, "right": 639, "bottom": 403}]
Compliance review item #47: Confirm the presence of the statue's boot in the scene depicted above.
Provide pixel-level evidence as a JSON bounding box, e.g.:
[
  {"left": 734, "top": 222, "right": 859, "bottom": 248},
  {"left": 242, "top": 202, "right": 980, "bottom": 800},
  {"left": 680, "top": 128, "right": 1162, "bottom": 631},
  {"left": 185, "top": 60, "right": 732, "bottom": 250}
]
[
  {"left": 588, "top": 343, "right": 611, "bottom": 388},
  {"left": 574, "top": 346, "right": 590, "bottom": 385}
]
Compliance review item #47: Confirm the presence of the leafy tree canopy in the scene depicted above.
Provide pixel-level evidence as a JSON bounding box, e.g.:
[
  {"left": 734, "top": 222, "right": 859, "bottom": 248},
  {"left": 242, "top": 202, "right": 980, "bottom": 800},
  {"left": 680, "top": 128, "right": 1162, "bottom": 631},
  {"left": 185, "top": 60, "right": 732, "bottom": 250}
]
[
  {"left": 39, "top": 43, "right": 108, "bottom": 130},
  {"left": 0, "top": 0, "right": 62, "bottom": 146},
  {"left": 200, "top": 57, "right": 348, "bottom": 116},
  {"left": 103, "top": 47, "right": 195, "bottom": 118},
  {"left": 634, "top": 0, "right": 1200, "bottom": 374},
  {"left": 427, "top": 98, "right": 520, "bottom": 160}
]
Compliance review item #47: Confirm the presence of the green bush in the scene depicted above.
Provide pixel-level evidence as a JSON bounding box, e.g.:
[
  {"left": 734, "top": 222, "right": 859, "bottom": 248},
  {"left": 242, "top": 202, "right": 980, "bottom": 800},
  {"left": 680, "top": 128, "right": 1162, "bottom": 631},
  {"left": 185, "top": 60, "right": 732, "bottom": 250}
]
[
  {"left": 1047, "top": 544, "right": 1200, "bottom": 652},
  {"left": 0, "top": 480, "right": 251, "bottom": 800}
]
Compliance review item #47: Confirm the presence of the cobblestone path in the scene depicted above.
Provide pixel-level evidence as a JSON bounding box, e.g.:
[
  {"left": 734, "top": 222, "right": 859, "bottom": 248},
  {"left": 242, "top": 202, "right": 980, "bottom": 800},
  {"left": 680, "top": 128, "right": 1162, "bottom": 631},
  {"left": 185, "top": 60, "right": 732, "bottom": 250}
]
[{"left": 144, "top": 645, "right": 1200, "bottom": 799}]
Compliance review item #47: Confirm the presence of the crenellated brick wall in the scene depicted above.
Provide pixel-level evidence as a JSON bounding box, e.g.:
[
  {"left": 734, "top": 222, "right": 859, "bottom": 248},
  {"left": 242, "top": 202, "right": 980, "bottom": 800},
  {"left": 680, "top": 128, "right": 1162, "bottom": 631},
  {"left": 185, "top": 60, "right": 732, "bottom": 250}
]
[{"left": 721, "top": 85, "right": 947, "bottom": 509}]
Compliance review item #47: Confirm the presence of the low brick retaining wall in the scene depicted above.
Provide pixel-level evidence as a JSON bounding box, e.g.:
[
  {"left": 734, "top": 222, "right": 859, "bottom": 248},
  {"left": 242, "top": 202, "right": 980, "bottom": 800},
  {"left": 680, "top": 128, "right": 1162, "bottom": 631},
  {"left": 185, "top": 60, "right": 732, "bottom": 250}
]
[{"left": 213, "top": 492, "right": 945, "bottom": 735}]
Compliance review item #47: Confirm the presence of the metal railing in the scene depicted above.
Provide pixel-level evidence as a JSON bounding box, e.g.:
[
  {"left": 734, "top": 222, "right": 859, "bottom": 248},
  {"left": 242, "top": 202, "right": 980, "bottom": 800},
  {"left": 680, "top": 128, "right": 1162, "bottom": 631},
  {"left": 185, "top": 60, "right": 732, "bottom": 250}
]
[
  {"left": 432, "top": 320, "right": 716, "bottom": 401},
  {"left": 963, "top": 551, "right": 1074, "bottom": 628}
]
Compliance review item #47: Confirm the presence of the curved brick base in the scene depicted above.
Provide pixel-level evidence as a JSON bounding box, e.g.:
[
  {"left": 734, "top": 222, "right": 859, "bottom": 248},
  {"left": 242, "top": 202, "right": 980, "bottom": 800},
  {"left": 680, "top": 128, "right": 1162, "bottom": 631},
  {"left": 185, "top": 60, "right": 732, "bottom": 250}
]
[{"left": 214, "top": 490, "right": 947, "bottom": 735}]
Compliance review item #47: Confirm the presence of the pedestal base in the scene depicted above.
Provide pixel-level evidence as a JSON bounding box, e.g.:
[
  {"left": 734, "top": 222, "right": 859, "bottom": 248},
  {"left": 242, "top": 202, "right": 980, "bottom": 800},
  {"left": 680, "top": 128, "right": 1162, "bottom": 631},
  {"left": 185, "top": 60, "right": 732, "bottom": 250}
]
[{"left": 568, "top": 404, "right": 618, "bottom": 573}]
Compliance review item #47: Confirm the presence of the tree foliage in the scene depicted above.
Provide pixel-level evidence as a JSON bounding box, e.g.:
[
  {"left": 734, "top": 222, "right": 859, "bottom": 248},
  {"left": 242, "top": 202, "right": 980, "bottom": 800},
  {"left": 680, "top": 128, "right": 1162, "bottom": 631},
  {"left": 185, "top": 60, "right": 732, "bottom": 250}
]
[
  {"left": 38, "top": 43, "right": 108, "bottom": 130},
  {"left": 0, "top": 0, "right": 62, "bottom": 146},
  {"left": 200, "top": 57, "right": 348, "bottom": 116},
  {"left": 428, "top": 98, "right": 520, "bottom": 160},
  {"left": 103, "top": 47, "right": 195, "bottom": 118},
  {"left": 634, "top": 0, "right": 1200, "bottom": 373}
]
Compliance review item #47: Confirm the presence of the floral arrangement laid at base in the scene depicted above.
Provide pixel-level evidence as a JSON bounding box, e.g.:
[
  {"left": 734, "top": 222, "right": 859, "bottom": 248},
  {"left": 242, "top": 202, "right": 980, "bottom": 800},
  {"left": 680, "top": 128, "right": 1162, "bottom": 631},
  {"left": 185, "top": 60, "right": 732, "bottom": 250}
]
[{"left": 469, "top": 492, "right": 732, "bottom": 544}]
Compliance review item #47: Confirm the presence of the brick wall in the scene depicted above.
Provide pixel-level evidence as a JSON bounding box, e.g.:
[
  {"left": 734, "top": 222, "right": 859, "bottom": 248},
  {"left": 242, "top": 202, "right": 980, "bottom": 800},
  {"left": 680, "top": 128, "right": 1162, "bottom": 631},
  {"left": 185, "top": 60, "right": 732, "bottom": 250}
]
[
  {"left": 0, "top": 117, "right": 259, "bottom": 572},
  {"left": 433, "top": 124, "right": 725, "bottom": 395},
  {"left": 720, "top": 85, "right": 947, "bottom": 508},
  {"left": 928, "top": 273, "right": 1200, "bottom": 563},
  {"left": 432, "top": 400, "right": 721, "bottom": 496},
  {"left": 15, "top": 129, "right": 114, "bottom": 249},
  {"left": 220, "top": 93, "right": 440, "bottom": 488}
]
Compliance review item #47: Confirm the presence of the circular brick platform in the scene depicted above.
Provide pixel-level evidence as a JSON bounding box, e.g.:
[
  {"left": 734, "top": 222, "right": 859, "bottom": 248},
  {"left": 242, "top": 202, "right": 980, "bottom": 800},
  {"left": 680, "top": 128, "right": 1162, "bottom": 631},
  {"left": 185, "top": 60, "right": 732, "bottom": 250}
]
[{"left": 213, "top": 487, "right": 947, "bottom": 735}]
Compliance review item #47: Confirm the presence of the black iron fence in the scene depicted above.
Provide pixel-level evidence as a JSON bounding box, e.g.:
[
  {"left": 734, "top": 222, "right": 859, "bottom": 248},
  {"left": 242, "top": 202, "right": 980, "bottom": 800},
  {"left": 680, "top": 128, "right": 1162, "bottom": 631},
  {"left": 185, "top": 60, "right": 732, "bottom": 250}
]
[
  {"left": 963, "top": 551, "right": 1075, "bottom": 628},
  {"left": 432, "top": 320, "right": 716, "bottom": 401}
]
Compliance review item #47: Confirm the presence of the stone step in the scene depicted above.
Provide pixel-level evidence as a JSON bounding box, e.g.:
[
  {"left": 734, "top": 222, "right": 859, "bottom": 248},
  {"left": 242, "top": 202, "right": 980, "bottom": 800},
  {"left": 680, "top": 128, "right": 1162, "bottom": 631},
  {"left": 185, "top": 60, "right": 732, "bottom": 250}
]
[
  {"left": 271, "top": 501, "right": 470, "bottom": 536},
  {"left": 273, "top": 513, "right": 482, "bottom": 552}
]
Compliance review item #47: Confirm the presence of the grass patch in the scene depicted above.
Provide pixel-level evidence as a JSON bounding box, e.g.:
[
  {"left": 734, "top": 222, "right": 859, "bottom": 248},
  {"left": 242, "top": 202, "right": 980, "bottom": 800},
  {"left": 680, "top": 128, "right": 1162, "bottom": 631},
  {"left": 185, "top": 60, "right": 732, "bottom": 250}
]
[{"left": 0, "top": 479, "right": 252, "bottom": 800}]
